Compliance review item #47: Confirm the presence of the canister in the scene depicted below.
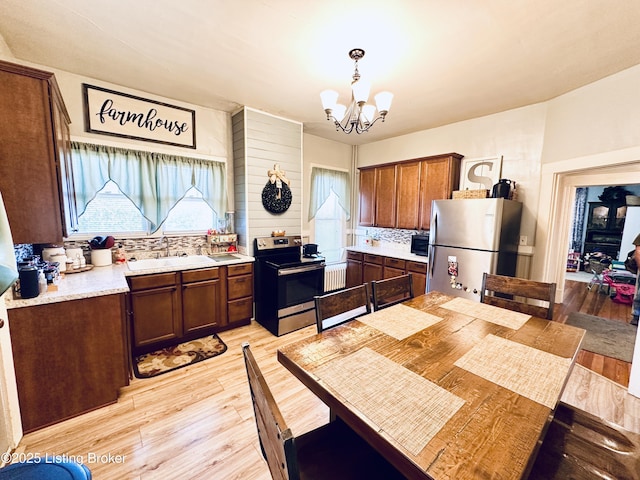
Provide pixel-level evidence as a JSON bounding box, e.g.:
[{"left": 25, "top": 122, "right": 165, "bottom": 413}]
[
  {"left": 90, "top": 249, "right": 112, "bottom": 267},
  {"left": 18, "top": 265, "right": 39, "bottom": 299}
]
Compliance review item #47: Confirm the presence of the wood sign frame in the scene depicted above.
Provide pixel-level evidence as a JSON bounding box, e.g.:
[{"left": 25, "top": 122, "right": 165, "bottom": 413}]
[{"left": 83, "top": 84, "right": 196, "bottom": 148}]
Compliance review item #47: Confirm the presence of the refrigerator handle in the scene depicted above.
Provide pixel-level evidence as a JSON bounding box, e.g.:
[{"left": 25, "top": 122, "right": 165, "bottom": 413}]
[
  {"left": 429, "top": 244, "right": 435, "bottom": 277},
  {"left": 429, "top": 211, "right": 437, "bottom": 277}
]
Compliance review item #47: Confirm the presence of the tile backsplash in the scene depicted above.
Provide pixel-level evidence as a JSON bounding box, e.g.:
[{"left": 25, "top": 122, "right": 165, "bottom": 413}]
[{"left": 15, "top": 234, "right": 245, "bottom": 264}]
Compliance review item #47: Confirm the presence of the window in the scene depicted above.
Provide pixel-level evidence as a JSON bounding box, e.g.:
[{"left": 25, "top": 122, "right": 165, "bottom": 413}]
[
  {"left": 76, "top": 183, "right": 216, "bottom": 234},
  {"left": 69, "top": 142, "right": 226, "bottom": 235},
  {"left": 161, "top": 187, "right": 216, "bottom": 232},
  {"left": 77, "top": 181, "right": 147, "bottom": 234},
  {"left": 308, "top": 167, "right": 350, "bottom": 264},
  {"left": 312, "top": 191, "right": 347, "bottom": 263}
]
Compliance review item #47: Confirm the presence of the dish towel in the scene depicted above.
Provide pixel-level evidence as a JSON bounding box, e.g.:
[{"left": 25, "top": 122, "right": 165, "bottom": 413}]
[{"left": 0, "top": 192, "right": 18, "bottom": 296}]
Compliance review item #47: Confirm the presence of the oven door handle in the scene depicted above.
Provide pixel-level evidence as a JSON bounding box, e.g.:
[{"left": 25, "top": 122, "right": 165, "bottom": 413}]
[{"left": 277, "top": 264, "right": 325, "bottom": 276}]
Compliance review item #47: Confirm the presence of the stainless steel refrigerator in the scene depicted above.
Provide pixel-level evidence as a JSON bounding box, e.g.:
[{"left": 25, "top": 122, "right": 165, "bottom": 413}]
[{"left": 427, "top": 198, "right": 522, "bottom": 300}]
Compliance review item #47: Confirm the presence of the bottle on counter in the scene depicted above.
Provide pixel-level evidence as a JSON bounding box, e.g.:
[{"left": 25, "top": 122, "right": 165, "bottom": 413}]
[{"left": 38, "top": 270, "right": 47, "bottom": 293}]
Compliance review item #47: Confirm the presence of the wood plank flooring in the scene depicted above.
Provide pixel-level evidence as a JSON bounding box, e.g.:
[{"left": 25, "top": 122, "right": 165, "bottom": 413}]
[{"left": 11, "top": 280, "right": 639, "bottom": 479}]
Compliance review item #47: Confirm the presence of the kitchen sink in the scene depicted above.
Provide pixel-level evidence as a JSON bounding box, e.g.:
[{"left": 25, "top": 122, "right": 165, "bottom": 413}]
[
  {"left": 127, "top": 255, "right": 214, "bottom": 271},
  {"left": 208, "top": 254, "right": 242, "bottom": 262}
]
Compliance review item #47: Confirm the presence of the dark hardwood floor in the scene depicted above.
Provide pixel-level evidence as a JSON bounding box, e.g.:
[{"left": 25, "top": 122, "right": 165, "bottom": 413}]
[{"left": 555, "top": 279, "right": 635, "bottom": 387}]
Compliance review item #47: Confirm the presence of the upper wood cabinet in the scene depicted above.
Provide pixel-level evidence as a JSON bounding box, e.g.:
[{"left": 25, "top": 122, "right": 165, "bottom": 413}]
[
  {"left": 358, "top": 153, "right": 462, "bottom": 229},
  {"left": 358, "top": 168, "right": 376, "bottom": 226},
  {"left": 396, "top": 161, "right": 422, "bottom": 229},
  {"left": 0, "top": 60, "right": 75, "bottom": 244},
  {"left": 373, "top": 164, "right": 397, "bottom": 228},
  {"left": 418, "top": 154, "right": 462, "bottom": 230}
]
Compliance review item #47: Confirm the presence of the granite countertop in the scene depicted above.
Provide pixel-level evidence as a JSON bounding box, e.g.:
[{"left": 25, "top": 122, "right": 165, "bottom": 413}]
[
  {"left": 347, "top": 245, "right": 429, "bottom": 264},
  {"left": 5, "top": 254, "right": 255, "bottom": 309}
]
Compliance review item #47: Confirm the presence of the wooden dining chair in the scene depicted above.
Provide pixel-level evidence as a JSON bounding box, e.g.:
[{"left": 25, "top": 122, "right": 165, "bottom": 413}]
[
  {"left": 371, "top": 273, "right": 414, "bottom": 311},
  {"left": 241, "top": 343, "right": 404, "bottom": 480},
  {"left": 528, "top": 402, "right": 640, "bottom": 480},
  {"left": 314, "top": 283, "right": 370, "bottom": 333},
  {"left": 480, "top": 272, "right": 556, "bottom": 320}
]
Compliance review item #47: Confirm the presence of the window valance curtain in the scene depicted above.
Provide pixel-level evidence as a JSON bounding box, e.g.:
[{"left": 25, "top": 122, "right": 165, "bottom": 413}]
[
  {"left": 308, "top": 167, "right": 350, "bottom": 221},
  {"left": 71, "top": 142, "right": 227, "bottom": 232}
]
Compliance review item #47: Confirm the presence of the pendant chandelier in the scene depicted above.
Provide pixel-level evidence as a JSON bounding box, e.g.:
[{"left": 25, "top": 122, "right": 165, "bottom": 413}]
[{"left": 320, "top": 48, "right": 393, "bottom": 134}]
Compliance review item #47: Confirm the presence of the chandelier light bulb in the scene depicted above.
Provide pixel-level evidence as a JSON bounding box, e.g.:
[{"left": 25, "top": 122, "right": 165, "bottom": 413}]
[
  {"left": 320, "top": 48, "right": 392, "bottom": 134},
  {"left": 374, "top": 91, "right": 393, "bottom": 115},
  {"left": 320, "top": 89, "right": 338, "bottom": 111},
  {"left": 361, "top": 104, "right": 376, "bottom": 124},
  {"left": 352, "top": 79, "right": 371, "bottom": 104},
  {"left": 333, "top": 104, "right": 347, "bottom": 122}
]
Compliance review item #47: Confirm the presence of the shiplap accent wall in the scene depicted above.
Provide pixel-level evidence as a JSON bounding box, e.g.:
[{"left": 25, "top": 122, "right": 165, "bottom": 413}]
[{"left": 232, "top": 107, "right": 302, "bottom": 255}]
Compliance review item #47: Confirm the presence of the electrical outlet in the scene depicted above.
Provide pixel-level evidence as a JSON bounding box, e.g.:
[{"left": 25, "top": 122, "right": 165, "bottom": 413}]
[{"left": 519, "top": 235, "right": 527, "bottom": 246}]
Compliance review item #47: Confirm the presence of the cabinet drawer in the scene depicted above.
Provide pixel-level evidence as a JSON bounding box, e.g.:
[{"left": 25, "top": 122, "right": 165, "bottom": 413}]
[
  {"left": 182, "top": 267, "right": 219, "bottom": 283},
  {"left": 406, "top": 261, "right": 427, "bottom": 274},
  {"left": 228, "top": 297, "right": 253, "bottom": 323},
  {"left": 228, "top": 274, "right": 253, "bottom": 300},
  {"left": 228, "top": 262, "right": 253, "bottom": 277},
  {"left": 364, "top": 254, "right": 383, "bottom": 265},
  {"left": 347, "top": 251, "right": 363, "bottom": 261},
  {"left": 128, "top": 272, "right": 178, "bottom": 291},
  {"left": 384, "top": 257, "right": 406, "bottom": 270}
]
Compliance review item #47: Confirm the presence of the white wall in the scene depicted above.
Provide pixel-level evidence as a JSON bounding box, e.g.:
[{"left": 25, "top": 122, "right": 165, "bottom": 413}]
[{"left": 541, "top": 64, "right": 640, "bottom": 164}]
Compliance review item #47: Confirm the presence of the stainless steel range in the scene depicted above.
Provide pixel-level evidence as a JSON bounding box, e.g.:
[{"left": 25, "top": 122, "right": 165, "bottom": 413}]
[{"left": 253, "top": 235, "right": 325, "bottom": 336}]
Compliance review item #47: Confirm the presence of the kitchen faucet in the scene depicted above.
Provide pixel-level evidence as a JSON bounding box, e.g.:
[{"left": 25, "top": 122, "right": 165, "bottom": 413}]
[{"left": 159, "top": 236, "right": 170, "bottom": 257}]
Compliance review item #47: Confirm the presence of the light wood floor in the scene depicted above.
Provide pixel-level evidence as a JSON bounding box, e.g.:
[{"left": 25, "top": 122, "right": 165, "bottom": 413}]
[{"left": 12, "top": 280, "right": 640, "bottom": 479}]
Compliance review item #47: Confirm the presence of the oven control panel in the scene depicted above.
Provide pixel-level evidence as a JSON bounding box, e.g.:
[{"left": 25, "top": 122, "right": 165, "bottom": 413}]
[{"left": 255, "top": 235, "right": 302, "bottom": 250}]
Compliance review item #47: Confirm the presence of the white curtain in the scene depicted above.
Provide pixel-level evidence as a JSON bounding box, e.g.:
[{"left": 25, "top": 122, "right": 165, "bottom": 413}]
[
  {"left": 308, "top": 167, "right": 350, "bottom": 221},
  {"left": 71, "top": 142, "right": 227, "bottom": 232}
]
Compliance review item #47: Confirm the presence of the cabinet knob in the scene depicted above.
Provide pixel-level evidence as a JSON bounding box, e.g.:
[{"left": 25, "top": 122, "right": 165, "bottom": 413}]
[{"left": 0, "top": 319, "right": 4, "bottom": 329}]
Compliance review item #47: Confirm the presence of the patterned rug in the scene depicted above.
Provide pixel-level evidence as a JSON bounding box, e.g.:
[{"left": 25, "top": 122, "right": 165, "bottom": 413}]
[{"left": 133, "top": 334, "right": 227, "bottom": 378}]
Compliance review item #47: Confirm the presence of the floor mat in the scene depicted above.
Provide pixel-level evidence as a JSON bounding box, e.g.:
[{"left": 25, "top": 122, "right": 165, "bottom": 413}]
[{"left": 133, "top": 334, "right": 227, "bottom": 378}]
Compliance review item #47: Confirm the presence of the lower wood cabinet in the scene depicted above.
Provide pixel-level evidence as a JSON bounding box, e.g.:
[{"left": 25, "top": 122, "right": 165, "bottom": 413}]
[
  {"left": 363, "top": 254, "right": 384, "bottom": 283},
  {"left": 383, "top": 257, "right": 406, "bottom": 278},
  {"left": 407, "top": 261, "right": 428, "bottom": 295},
  {"left": 346, "top": 250, "right": 428, "bottom": 295},
  {"left": 226, "top": 263, "right": 253, "bottom": 328},
  {"left": 128, "top": 262, "right": 254, "bottom": 355},
  {"left": 346, "top": 251, "right": 363, "bottom": 288},
  {"left": 129, "top": 272, "right": 181, "bottom": 353},
  {"left": 182, "top": 267, "right": 223, "bottom": 335},
  {"left": 8, "top": 294, "right": 129, "bottom": 433}
]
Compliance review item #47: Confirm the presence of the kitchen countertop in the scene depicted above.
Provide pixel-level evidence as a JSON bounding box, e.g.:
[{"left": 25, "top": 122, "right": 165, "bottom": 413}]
[
  {"left": 347, "top": 245, "right": 429, "bottom": 263},
  {"left": 4, "top": 254, "right": 255, "bottom": 309}
]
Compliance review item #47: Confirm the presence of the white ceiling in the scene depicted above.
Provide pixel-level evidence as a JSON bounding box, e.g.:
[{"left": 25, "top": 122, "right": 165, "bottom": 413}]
[{"left": 1, "top": 0, "right": 640, "bottom": 146}]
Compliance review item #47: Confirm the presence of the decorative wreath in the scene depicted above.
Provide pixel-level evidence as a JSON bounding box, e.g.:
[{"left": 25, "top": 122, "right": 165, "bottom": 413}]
[{"left": 261, "top": 164, "right": 292, "bottom": 214}]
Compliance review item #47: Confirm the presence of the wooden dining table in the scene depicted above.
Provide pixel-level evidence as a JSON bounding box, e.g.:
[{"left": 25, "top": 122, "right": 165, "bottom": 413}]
[{"left": 277, "top": 291, "right": 585, "bottom": 480}]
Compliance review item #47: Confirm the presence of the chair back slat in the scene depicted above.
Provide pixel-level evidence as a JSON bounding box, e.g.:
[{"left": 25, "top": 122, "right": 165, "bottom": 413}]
[
  {"left": 242, "top": 343, "right": 299, "bottom": 480},
  {"left": 480, "top": 273, "right": 556, "bottom": 320},
  {"left": 315, "top": 284, "right": 371, "bottom": 332},
  {"left": 371, "top": 274, "right": 414, "bottom": 311}
]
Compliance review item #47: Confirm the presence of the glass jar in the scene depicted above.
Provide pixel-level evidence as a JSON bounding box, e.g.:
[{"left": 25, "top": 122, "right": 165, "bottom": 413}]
[{"left": 225, "top": 211, "right": 235, "bottom": 234}]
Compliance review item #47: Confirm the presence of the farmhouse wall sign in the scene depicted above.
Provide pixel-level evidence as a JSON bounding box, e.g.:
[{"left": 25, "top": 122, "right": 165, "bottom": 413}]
[{"left": 83, "top": 84, "right": 196, "bottom": 148}]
